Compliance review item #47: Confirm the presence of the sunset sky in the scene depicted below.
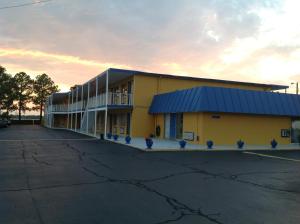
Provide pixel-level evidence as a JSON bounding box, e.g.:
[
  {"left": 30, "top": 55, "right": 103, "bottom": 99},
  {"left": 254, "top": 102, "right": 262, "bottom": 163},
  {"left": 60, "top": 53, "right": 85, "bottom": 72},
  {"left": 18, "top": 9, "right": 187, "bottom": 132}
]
[{"left": 1, "top": 0, "right": 300, "bottom": 93}]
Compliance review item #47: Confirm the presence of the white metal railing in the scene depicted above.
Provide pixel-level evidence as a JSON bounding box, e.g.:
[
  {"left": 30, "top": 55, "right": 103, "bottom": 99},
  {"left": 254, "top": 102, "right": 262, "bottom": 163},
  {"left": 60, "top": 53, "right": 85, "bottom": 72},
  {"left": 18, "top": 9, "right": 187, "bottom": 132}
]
[
  {"left": 47, "top": 92, "right": 133, "bottom": 113},
  {"left": 108, "top": 92, "right": 132, "bottom": 106},
  {"left": 52, "top": 104, "right": 68, "bottom": 112},
  {"left": 69, "top": 101, "right": 83, "bottom": 112},
  {"left": 88, "top": 92, "right": 132, "bottom": 108}
]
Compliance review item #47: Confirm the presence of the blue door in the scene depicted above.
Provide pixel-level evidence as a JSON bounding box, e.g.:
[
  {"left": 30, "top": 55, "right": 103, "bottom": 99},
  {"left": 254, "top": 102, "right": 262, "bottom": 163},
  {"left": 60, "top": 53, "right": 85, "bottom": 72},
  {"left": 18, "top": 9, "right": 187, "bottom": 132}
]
[{"left": 170, "top": 113, "right": 176, "bottom": 139}]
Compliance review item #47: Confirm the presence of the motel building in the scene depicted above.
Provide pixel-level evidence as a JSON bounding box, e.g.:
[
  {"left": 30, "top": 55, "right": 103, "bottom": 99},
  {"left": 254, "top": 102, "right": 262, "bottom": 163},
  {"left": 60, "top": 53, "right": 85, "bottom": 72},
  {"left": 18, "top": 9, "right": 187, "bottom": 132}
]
[{"left": 44, "top": 68, "right": 300, "bottom": 148}]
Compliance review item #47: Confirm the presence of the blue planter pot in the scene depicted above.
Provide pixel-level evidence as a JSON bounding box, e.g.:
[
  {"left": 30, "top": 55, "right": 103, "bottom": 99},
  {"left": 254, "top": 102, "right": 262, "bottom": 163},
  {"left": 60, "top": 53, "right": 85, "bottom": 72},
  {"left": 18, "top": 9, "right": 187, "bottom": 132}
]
[
  {"left": 207, "top": 140, "right": 213, "bottom": 149},
  {"left": 271, "top": 139, "right": 277, "bottom": 149},
  {"left": 107, "top": 133, "right": 112, "bottom": 139},
  {"left": 125, "top": 136, "right": 131, "bottom": 144},
  {"left": 179, "top": 140, "right": 186, "bottom": 149},
  {"left": 113, "top": 134, "right": 119, "bottom": 141},
  {"left": 237, "top": 140, "right": 244, "bottom": 149},
  {"left": 145, "top": 138, "right": 153, "bottom": 149}
]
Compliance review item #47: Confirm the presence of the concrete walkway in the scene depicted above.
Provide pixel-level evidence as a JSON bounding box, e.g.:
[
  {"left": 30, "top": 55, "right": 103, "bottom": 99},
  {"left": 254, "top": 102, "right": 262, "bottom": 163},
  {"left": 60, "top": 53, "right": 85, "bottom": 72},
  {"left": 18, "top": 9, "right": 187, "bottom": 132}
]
[{"left": 107, "top": 136, "right": 300, "bottom": 152}]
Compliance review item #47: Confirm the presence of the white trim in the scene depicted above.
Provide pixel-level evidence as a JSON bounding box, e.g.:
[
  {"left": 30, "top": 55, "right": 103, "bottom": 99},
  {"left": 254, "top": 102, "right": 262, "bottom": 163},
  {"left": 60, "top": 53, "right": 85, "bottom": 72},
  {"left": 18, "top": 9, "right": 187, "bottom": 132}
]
[
  {"left": 94, "top": 77, "right": 98, "bottom": 137},
  {"left": 71, "top": 90, "right": 74, "bottom": 130},
  {"left": 87, "top": 82, "right": 90, "bottom": 133},
  {"left": 75, "top": 87, "right": 78, "bottom": 131},
  {"left": 67, "top": 92, "right": 70, "bottom": 129},
  {"left": 104, "top": 70, "right": 109, "bottom": 139},
  {"left": 50, "top": 95, "right": 53, "bottom": 128},
  {"left": 81, "top": 85, "right": 84, "bottom": 123}
]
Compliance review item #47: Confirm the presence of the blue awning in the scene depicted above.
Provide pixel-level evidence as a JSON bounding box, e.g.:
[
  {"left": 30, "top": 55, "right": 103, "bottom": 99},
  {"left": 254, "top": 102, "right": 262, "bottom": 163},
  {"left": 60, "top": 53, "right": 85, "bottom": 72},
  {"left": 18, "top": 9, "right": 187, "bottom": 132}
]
[{"left": 149, "top": 86, "right": 300, "bottom": 117}]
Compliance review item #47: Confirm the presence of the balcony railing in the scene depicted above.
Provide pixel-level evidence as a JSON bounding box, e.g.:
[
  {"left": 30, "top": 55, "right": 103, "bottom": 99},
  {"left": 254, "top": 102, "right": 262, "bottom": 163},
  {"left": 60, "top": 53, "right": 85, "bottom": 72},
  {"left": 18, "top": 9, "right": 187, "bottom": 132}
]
[
  {"left": 47, "top": 92, "right": 132, "bottom": 113},
  {"left": 52, "top": 104, "right": 68, "bottom": 112}
]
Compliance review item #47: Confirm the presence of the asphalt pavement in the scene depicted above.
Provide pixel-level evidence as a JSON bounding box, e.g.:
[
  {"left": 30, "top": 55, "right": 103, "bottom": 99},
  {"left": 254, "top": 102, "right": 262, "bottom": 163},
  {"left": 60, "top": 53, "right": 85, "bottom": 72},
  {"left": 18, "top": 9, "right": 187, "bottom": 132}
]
[{"left": 0, "top": 125, "right": 299, "bottom": 224}]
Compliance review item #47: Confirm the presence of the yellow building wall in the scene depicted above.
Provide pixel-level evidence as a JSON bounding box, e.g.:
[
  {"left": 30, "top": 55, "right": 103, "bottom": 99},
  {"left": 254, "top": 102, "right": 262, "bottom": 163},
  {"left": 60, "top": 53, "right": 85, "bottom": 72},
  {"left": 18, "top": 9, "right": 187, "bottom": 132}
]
[
  {"left": 157, "top": 77, "right": 269, "bottom": 94},
  {"left": 131, "top": 74, "right": 272, "bottom": 138},
  {"left": 202, "top": 113, "right": 291, "bottom": 145},
  {"left": 182, "top": 113, "right": 205, "bottom": 144},
  {"left": 131, "top": 107, "right": 155, "bottom": 137}
]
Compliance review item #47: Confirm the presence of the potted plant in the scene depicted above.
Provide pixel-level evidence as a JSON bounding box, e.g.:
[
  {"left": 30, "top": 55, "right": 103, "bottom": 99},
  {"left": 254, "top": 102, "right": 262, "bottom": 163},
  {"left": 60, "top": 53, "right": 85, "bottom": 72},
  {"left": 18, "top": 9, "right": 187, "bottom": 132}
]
[
  {"left": 125, "top": 136, "right": 131, "bottom": 144},
  {"left": 237, "top": 140, "right": 244, "bottom": 149},
  {"left": 207, "top": 140, "right": 213, "bottom": 149},
  {"left": 107, "top": 133, "right": 112, "bottom": 139},
  {"left": 179, "top": 140, "right": 186, "bottom": 149},
  {"left": 113, "top": 134, "right": 119, "bottom": 141},
  {"left": 145, "top": 138, "right": 153, "bottom": 149},
  {"left": 271, "top": 139, "right": 278, "bottom": 149}
]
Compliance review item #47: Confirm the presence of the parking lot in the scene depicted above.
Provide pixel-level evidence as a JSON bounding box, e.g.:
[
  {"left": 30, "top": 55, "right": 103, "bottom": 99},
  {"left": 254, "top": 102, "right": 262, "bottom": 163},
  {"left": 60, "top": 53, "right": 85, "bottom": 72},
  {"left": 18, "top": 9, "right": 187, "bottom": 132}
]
[{"left": 0, "top": 125, "right": 299, "bottom": 224}]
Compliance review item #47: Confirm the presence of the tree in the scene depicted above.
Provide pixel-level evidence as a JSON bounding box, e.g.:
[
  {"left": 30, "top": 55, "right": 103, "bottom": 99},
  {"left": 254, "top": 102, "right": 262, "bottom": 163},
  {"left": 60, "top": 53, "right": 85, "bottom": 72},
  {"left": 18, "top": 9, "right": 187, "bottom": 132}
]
[
  {"left": 33, "top": 73, "right": 59, "bottom": 122},
  {"left": 13, "top": 72, "right": 34, "bottom": 121},
  {"left": 0, "top": 66, "right": 16, "bottom": 118}
]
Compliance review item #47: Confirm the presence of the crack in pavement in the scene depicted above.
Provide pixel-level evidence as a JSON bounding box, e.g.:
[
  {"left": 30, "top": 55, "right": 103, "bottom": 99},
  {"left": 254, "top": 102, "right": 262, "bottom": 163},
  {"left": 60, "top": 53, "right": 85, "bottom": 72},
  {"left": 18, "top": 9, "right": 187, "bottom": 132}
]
[
  {"left": 64, "top": 143, "right": 85, "bottom": 162},
  {"left": 32, "top": 155, "right": 52, "bottom": 166},
  {"left": 140, "top": 157, "right": 300, "bottom": 195},
  {"left": 91, "top": 158, "right": 112, "bottom": 170},
  {"left": 21, "top": 141, "right": 45, "bottom": 224},
  {"left": 0, "top": 180, "right": 109, "bottom": 193},
  {"left": 81, "top": 166, "right": 224, "bottom": 224}
]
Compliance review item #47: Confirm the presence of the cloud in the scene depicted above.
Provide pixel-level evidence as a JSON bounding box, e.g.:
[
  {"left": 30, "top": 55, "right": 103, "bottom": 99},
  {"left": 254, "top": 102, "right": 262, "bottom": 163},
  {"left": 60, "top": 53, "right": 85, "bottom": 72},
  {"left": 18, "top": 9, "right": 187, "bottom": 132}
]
[
  {"left": 1, "top": 0, "right": 298, "bottom": 92},
  {"left": 0, "top": 48, "right": 131, "bottom": 68}
]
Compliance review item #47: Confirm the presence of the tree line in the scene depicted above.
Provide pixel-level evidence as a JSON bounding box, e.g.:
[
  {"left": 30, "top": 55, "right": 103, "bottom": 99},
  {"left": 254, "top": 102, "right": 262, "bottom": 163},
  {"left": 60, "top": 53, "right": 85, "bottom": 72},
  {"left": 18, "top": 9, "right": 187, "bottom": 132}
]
[{"left": 0, "top": 65, "right": 59, "bottom": 122}]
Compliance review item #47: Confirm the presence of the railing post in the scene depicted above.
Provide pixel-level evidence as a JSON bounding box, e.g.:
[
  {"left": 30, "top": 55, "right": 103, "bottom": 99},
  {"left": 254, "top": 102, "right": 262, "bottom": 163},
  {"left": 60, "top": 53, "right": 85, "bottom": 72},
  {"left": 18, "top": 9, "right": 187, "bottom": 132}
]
[
  {"left": 95, "top": 77, "right": 98, "bottom": 137},
  {"left": 81, "top": 85, "right": 84, "bottom": 127},
  {"left": 75, "top": 86, "right": 78, "bottom": 131},
  {"left": 87, "top": 82, "right": 90, "bottom": 134},
  {"left": 104, "top": 70, "right": 109, "bottom": 139},
  {"left": 71, "top": 90, "right": 74, "bottom": 130}
]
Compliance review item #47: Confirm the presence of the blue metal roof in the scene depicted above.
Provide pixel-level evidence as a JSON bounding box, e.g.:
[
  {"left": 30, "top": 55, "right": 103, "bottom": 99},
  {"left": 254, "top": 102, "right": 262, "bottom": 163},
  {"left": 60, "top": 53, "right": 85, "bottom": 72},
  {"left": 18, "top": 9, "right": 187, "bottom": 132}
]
[{"left": 149, "top": 86, "right": 300, "bottom": 117}]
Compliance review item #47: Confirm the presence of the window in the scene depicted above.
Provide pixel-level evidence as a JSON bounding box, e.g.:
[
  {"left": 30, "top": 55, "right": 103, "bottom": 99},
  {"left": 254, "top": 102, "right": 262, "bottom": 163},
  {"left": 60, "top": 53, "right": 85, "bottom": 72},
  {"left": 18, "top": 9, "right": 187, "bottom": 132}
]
[{"left": 291, "top": 119, "right": 300, "bottom": 143}]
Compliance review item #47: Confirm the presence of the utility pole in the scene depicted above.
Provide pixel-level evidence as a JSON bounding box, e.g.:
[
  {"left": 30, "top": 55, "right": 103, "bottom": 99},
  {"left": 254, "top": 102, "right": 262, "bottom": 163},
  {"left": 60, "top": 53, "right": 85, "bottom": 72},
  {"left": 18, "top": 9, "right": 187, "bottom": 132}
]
[{"left": 291, "top": 82, "right": 299, "bottom": 95}]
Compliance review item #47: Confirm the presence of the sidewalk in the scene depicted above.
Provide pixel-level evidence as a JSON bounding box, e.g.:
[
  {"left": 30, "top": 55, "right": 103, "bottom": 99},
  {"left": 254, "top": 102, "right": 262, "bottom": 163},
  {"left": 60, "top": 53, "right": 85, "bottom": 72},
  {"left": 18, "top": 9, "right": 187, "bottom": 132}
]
[{"left": 107, "top": 137, "right": 300, "bottom": 152}]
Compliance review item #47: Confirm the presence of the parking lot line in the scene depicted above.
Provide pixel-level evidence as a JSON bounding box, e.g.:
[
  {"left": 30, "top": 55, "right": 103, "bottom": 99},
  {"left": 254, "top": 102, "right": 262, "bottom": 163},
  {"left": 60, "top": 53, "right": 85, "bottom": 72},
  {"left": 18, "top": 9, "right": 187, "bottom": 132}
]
[{"left": 244, "top": 151, "right": 300, "bottom": 163}]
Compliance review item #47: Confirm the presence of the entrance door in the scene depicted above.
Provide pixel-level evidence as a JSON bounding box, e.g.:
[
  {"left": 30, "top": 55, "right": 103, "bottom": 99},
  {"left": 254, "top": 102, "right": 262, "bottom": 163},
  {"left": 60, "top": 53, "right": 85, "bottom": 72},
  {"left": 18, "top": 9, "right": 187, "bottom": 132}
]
[
  {"left": 176, "top": 113, "right": 183, "bottom": 139},
  {"left": 170, "top": 113, "right": 177, "bottom": 139},
  {"left": 164, "top": 114, "right": 170, "bottom": 138}
]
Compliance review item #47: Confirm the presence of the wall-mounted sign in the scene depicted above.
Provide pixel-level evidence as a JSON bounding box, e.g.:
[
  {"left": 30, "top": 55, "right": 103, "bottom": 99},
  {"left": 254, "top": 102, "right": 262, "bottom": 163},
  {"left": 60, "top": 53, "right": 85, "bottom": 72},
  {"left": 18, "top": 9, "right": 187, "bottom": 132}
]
[
  {"left": 281, "top": 129, "right": 290, "bottom": 138},
  {"left": 183, "top": 132, "right": 194, "bottom": 141}
]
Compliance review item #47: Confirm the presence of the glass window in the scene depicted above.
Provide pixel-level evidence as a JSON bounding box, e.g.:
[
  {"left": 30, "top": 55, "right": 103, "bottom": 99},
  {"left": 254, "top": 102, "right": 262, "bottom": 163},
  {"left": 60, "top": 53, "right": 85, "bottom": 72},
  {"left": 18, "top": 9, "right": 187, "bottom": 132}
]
[
  {"left": 291, "top": 119, "right": 300, "bottom": 143},
  {"left": 176, "top": 113, "right": 183, "bottom": 139}
]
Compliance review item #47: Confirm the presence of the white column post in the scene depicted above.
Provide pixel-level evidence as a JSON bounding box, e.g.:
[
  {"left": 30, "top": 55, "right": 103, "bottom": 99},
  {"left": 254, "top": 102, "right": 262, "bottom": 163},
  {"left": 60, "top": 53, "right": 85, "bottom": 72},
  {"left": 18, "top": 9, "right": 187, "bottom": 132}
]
[
  {"left": 104, "top": 70, "right": 109, "bottom": 139},
  {"left": 67, "top": 92, "right": 70, "bottom": 129},
  {"left": 87, "top": 82, "right": 90, "bottom": 133},
  {"left": 75, "top": 87, "right": 78, "bottom": 131},
  {"left": 81, "top": 85, "right": 84, "bottom": 122},
  {"left": 94, "top": 77, "right": 98, "bottom": 137},
  {"left": 71, "top": 90, "right": 74, "bottom": 130},
  {"left": 50, "top": 95, "right": 53, "bottom": 128}
]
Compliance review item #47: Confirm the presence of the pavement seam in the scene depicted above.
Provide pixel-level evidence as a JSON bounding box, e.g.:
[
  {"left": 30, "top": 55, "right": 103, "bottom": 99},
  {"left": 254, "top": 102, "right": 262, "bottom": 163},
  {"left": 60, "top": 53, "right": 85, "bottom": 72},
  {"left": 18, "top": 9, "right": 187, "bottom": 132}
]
[{"left": 243, "top": 151, "right": 300, "bottom": 163}]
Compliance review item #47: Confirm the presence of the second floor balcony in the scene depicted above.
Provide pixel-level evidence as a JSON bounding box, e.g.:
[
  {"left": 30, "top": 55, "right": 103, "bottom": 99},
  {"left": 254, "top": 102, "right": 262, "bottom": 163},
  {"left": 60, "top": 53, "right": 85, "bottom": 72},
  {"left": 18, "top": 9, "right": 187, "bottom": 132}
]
[{"left": 47, "top": 92, "right": 133, "bottom": 113}]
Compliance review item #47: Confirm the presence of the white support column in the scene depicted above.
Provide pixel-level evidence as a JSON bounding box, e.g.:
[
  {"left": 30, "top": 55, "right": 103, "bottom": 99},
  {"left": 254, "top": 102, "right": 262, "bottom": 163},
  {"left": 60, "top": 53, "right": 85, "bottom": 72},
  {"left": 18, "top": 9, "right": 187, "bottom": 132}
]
[
  {"left": 50, "top": 95, "right": 53, "bottom": 128},
  {"left": 71, "top": 90, "right": 74, "bottom": 130},
  {"left": 75, "top": 87, "right": 78, "bottom": 131},
  {"left": 94, "top": 78, "right": 98, "bottom": 137},
  {"left": 67, "top": 92, "right": 70, "bottom": 129},
  {"left": 81, "top": 85, "right": 84, "bottom": 122},
  {"left": 87, "top": 82, "right": 90, "bottom": 133},
  {"left": 104, "top": 70, "right": 109, "bottom": 139}
]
